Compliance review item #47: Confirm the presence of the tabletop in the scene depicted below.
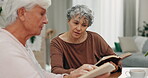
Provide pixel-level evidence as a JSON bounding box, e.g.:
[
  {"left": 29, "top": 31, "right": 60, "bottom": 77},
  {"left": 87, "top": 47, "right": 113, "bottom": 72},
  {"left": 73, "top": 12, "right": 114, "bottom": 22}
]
[{"left": 109, "top": 67, "right": 148, "bottom": 78}]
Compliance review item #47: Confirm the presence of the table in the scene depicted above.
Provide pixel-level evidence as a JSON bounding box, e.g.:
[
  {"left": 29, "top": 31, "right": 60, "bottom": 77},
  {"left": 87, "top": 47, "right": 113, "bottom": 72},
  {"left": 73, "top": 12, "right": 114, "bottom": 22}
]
[{"left": 109, "top": 67, "right": 148, "bottom": 78}]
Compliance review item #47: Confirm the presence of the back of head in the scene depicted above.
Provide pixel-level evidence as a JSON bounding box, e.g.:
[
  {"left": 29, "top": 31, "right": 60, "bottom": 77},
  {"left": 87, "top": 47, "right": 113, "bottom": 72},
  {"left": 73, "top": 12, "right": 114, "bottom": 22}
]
[
  {"left": 67, "top": 5, "right": 94, "bottom": 26},
  {"left": 1, "top": 0, "right": 51, "bottom": 26}
]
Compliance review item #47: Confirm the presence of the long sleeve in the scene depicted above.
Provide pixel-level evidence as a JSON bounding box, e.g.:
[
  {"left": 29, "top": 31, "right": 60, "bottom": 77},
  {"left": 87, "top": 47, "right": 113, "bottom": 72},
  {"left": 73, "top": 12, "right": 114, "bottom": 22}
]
[
  {"left": 93, "top": 33, "right": 122, "bottom": 73},
  {"left": 50, "top": 39, "right": 75, "bottom": 74},
  {"left": 0, "top": 33, "right": 65, "bottom": 78},
  {"left": 0, "top": 41, "right": 65, "bottom": 78},
  {"left": 94, "top": 33, "right": 116, "bottom": 57},
  {"left": 43, "top": 70, "right": 64, "bottom": 78}
]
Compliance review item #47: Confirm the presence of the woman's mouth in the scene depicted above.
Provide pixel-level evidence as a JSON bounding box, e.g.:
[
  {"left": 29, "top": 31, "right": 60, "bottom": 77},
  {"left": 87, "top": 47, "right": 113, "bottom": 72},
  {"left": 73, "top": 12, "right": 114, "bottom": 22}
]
[
  {"left": 74, "top": 32, "right": 81, "bottom": 36},
  {"left": 39, "top": 25, "right": 43, "bottom": 30}
]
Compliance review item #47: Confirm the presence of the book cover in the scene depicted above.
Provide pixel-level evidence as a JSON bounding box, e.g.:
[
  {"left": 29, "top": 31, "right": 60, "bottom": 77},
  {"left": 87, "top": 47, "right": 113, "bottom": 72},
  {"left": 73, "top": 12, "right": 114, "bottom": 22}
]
[
  {"left": 95, "top": 52, "right": 132, "bottom": 66},
  {"left": 78, "top": 53, "right": 132, "bottom": 78}
]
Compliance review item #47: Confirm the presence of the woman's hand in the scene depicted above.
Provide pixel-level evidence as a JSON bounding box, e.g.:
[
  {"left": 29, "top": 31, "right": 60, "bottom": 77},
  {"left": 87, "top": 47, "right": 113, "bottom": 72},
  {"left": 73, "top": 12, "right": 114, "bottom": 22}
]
[
  {"left": 110, "top": 60, "right": 122, "bottom": 72},
  {"left": 67, "top": 64, "right": 96, "bottom": 78},
  {"left": 118, "top": 60, "right": 122, "bottom": 66},
  {"left": 109, "top": 62, "right": 118, "bottom": 72},
  {"left": 64, "top": 64, "right": 110, "bottom": 78}
]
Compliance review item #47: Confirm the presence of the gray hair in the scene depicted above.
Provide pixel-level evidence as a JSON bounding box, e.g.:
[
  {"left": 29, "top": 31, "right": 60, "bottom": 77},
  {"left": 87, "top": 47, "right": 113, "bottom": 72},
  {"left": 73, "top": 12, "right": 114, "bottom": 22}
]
[
  {"left": 67, "top": 5, "right": 94, "bottom": 26},
  {"left": 1, "top": 0, "right": 51, "bottom": 26}
]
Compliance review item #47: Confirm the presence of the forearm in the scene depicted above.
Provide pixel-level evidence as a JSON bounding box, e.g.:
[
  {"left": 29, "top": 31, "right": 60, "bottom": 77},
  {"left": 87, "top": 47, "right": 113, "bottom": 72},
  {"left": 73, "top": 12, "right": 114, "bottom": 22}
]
[
  {"left": 63, "top": 64, "right": 111, "bottom": 78},
  {"left": 52, "top": 67, "right": 75, "bottom": 74}
]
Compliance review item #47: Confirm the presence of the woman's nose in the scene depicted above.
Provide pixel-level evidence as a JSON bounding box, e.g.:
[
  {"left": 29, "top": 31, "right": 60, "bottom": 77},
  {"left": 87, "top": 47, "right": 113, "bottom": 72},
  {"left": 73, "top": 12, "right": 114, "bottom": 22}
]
[
  {"left": 76, "top": 25, "right": 82, "bottom": 30},
  {"left": 43, "top": 15, "right": 48, "bottom": 24}
]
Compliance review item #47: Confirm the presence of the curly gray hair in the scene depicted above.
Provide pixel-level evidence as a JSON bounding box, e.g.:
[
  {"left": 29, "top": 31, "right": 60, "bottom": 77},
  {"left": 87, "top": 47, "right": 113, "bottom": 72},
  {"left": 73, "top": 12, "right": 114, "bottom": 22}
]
[{"left": 67, "top": 5, "right": 94, "bottom": 26}]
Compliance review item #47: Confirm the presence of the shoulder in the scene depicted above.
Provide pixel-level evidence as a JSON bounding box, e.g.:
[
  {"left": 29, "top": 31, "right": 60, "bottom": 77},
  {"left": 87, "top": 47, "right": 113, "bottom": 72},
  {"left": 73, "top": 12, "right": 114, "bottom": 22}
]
[
  {"left": 87, "top": 31, "right": 108, "bottom": 45},
  {"left": 50, "top": 34, "right": 66, "bottom": 48},
  {"left": 51, "top": 32, "right": 67, "bottom": 43},
  {"left": 87, "top": 31, "right": 98, "bottom": 35},
  {"left": 0, "top": 32, "right": 23, "bottom": 55},
  {"left": 0, "top": 28, "right": 13, "bottom": 43},
  {"left": 87, "top": 31, "right": 103, "bottom": 40},
  {"left": 0, "top": 32, "right": 11, "bottom": 47},
  {"left": 0, "top": 39, "right": 25, "bottom": 63},
  {"left": 51, "top": 36, "right": 60, "bottom": 42},
  {"left": 0, "top": 37, "right": 18, "bottom": 52},
  {"left": 51, "top": 36, "right": 62, "bottom": 44}
]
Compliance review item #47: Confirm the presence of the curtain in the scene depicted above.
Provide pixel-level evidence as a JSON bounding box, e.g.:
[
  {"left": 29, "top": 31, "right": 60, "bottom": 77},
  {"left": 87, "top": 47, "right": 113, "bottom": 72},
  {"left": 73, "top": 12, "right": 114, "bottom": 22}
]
[
  {"left": 138, "top": 0, "right": 148, "bottom": 36},
  {"left": 124, "top": 0, "right": 137, "bottom": 36},
  {"left": 73, "top": 0, "right": 124, "bottom": 47}
]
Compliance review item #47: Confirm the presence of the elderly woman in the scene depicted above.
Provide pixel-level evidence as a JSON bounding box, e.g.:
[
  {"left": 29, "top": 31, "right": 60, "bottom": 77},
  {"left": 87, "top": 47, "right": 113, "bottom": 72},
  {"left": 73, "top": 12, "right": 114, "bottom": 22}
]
[
  {"left": 0, "top": 0, "right": 110, "bottom": 78},
  {"left": 50, "top": 5, "right": 121, "bottom": 75}
]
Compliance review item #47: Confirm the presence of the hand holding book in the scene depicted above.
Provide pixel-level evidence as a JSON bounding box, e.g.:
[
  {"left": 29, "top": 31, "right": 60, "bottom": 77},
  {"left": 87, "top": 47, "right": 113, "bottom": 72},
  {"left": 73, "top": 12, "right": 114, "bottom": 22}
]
[
  {"left": 78, "top": 53, "right": 132, "bottom": 78},
  {"left": 65, "top": 64, "right": 111, "bottom": 78},
  {"left": 95, "top": 52, "right": 132, "bottom": 66},
  {"left": 78, "top": 62, "right": 115, "bottom": 78}
]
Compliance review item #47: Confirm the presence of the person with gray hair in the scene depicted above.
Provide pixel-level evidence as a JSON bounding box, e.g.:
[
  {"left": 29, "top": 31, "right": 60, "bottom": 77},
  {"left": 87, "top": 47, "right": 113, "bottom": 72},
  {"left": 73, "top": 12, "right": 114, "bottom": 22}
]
[
  {"left": 50, "top": 4, "right": 121, "bottom": 76},
  {"left": 0, "top": 1, "right": 109, "bottom": 78},
  {"left": 66, "top": 5, "right": 94, "bottom": 26}
]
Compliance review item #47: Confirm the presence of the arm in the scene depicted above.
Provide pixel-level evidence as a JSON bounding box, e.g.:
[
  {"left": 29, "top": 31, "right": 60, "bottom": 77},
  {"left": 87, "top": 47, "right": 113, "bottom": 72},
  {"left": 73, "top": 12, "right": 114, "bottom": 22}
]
[
  {"left": 63, "top": 64, "right": 110, "bottom": 78},
  {"left": 64, "top": 73, "right": 110, "bottom": 78},
  {"left": 50, "top": 39, "right": 75, "bottom": 74},
  {"left": 96, "top": 34, "right": 115, "bottom": 56},
  {"left": 100, "top": 37, "right": 122, "bottom": 72},
  {"left": 0, "top": 43, "right": 42, "bottom": 78},
  {"left": 94, "top": 33, "right": 122, "bottom": 72},
  {"left": 0, "top": 42, "right": 66, "bottom": 78}
]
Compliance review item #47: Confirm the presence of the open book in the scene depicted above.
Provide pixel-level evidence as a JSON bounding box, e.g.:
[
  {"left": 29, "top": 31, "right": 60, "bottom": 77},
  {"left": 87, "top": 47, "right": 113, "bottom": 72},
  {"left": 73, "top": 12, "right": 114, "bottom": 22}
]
[
  {"left": 78, "top": 53, "right": 132, "bottom": 78},
  {"left": 78, "top": 62, "right": 115, "bottom": 78},
  {"left": 95, "top": 52, "right": 132, "bottom": 66}
]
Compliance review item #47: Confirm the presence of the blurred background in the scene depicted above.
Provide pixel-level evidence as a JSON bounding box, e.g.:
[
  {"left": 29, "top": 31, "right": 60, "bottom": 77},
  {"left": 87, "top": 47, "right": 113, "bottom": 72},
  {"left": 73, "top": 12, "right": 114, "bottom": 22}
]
[{"left": 1, "top": 0, "right": 148, "bottom": 71}]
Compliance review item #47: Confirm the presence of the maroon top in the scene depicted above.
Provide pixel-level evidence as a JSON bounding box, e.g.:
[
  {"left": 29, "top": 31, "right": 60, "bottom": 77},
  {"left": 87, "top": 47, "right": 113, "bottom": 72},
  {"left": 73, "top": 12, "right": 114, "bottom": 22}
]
[{"left": 50, "top": 31, "right": 116, "bottom": 74}]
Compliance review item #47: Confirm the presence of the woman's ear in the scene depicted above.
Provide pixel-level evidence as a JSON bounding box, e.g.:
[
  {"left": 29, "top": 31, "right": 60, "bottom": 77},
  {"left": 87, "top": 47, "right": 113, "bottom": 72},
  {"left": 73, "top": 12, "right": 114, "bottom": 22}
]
[
  {"left": 67, "top": 19, "right": 71, "bottom": 24},
  {"left": 17, "top": 7, "right": 26, "bottom": 21},
  {"left": 67, "top": 20, "right": 70, "bottom": 26}
]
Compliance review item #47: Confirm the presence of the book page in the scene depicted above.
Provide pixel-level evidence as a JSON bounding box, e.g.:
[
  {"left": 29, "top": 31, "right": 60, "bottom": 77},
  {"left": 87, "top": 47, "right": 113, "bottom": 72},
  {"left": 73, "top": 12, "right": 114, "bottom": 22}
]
[
  {"left": 119, "top": 52, "right": 132, "bottom": 59},
  {"left": 78, "top": 62, "right": 115, "bottom": 78},
  {"left": 95, "top": 55, "right": 121, "bottom": 66}
]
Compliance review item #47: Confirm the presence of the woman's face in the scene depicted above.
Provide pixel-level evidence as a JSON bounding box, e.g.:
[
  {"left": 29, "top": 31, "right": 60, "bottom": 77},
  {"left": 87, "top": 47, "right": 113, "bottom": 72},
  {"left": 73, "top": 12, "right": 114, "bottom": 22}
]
[
  {"left": 23, "top": 5, "right": 48, "bottom": 36},
  {"left": 68, "top": 15, "right": 89, "bottom": 39}
]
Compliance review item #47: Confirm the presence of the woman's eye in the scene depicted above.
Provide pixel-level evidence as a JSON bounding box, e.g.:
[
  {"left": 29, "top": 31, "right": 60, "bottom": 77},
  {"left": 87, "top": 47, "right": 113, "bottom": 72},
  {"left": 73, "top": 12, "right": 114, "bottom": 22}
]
[
  {"left": 41, "top": 13, "right": 45, "bottom": 16},
  {"left": 82, "top": 24, "right": 87, "bottom": 27},
  {"left": 74, "top": 22, "right": 79, "bottom": 25},
  {"left": 41, "top": 14, "right": 44, "bottom": 16}
]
